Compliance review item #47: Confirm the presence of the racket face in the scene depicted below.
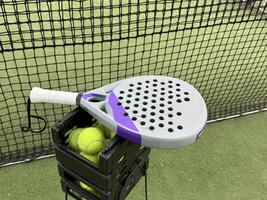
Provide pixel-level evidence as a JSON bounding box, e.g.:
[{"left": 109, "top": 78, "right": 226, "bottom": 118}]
[{"left": 103, "top": 76, "right": 207, "bottom": 149}]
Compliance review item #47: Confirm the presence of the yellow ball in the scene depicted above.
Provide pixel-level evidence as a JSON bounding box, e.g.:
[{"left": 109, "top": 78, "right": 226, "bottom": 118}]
[
  {"left": 93, "top": 122, "right": 114, "bottom": 139},
  {"left": 79, "top": 181, "right": 93, "bottom": 191},
  {"left": 67, "top": 128, "right": 83, "bottom": 152},
  {"left": 78, "top": 181, "right": 100, "bottom": 197},
  {"left": 79, "top": 152, "right": 98, "bottom": 164},
  {"left": 109, "top": 132, "right": 116, "bottom": 139},
  {"left": 78, "top": 127, "right": 105, "bottom": 154}
]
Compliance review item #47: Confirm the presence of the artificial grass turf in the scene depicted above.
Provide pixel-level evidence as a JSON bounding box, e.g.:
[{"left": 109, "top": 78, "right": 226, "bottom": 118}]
[{"left": 0, "top": 111, "right": 266, "bottom": 200}]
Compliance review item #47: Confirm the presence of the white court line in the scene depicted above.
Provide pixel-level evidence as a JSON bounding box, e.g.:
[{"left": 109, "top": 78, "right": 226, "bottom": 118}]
[
  {"left": 207, "top": 107, "right": 267, "bottom": 123},
  {"left": 1, "top": 154, "right": 55, "bottom": 168}
]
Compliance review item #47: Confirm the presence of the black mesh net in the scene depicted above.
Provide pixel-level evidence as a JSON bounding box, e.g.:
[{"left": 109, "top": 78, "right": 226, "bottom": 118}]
[{"left": 0, "top": 0, "right": 266, "bottom": 166}]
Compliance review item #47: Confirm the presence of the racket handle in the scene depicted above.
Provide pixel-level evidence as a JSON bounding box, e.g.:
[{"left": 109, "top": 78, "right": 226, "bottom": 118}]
[{"left": 30, "top": 87, "right": 79, "bottom": 106}]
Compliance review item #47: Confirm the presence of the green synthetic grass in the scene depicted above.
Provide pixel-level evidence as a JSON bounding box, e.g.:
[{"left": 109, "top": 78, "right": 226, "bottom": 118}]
[{"left": 0, "top": 111, "right": 266, "bottom": 200}]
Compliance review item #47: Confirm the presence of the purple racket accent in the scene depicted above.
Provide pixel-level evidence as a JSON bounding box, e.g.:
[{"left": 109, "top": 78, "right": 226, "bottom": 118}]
[
  {"left": 117, "top": 125, "right": 141, "bottom": 144},
  {"left": 196, "top": 126, "right": 206, "bottom": 140},
  {"left": 108, "top": 92, "right": 141, "bottom": 144},
  {"left": 82, "top": 93, "right": 106, "bottom": 100}
]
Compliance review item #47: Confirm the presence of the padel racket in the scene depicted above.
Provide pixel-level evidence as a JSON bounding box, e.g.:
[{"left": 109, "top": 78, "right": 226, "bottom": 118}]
[{"left": 30, "top": 75, "right": 207, "bottom": 149}]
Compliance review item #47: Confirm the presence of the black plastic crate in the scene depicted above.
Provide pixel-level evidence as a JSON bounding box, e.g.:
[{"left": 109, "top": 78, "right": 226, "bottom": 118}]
[
  {"left": 59, "top": 156, "right": 149, "bottom": 200},
  {"left": 51, "top": 107, "right": 151, "bottom": 200}
]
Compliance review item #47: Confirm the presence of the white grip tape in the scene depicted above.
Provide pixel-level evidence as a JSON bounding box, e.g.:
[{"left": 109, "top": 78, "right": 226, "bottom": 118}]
[{"left": 30, "top": 87, "right": 78, "bottom": 106}]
